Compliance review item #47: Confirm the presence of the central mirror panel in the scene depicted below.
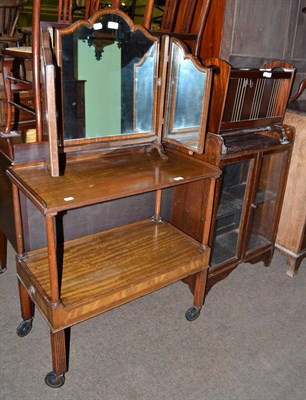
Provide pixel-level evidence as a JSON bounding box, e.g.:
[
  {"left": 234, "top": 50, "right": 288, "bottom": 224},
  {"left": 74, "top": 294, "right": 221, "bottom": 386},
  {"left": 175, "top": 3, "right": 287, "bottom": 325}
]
[{"left": 56, "top": 11, "right": 159, "bottom": 142}]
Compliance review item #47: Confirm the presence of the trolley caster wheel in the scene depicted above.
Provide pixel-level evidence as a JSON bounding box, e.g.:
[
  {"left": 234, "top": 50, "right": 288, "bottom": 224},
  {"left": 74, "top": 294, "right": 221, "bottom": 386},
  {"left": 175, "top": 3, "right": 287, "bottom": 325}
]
[
  {"left": 185, "top": 306, "right": 201, "bottom": 321},
  {"left": 45, "top": 371, "right": 65, "bottom": 388},
  {"left": 16, "top": 319, "right": 33, "bottom": 337},
  {"left": 0, "top": 266, "right": 7, "bottom": 274}
]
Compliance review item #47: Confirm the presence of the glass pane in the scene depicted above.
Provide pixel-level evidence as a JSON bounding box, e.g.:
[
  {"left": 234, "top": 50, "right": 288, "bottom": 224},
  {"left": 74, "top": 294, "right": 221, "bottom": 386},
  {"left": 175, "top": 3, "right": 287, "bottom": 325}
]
[
  {"left": 247, "top": 152, "right": 286, "bottom": 252},
  {"left": 60, "top": 13, "right": 158, "bottom": 140},
  {"left": 164, "top": 40, "right": 210, "bottom": 153},
  {"left": 211, "top": 160, "right": 251, "bottom": 267}
]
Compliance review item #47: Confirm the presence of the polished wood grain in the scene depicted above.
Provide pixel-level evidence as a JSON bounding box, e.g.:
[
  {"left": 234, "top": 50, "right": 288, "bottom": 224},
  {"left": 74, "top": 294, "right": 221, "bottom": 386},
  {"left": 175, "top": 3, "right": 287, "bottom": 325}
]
[
  {"left": 276, "top": 111, "right": 306, "bottom": 276},
  {"left": 17, "top": 218, "right": 209, "bottom": 330},
  {"left": 171, "top": 178, "right": 214, "bottom": 243},
  {"left": 200, "top": 0, "right": 226, "bottom": 60},
  {"left": 7, "top": 150, "right": 220, "bottom": 214}
]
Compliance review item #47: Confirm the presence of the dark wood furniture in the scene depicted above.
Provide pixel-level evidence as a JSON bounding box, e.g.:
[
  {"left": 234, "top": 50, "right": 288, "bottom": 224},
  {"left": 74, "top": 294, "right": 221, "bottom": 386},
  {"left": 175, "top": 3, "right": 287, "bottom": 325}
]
[
  {"left": 204, "top": 58, "right": 295, "bottom": 284},
  {"left": 81, "top": 0, "right": 138, "bottom": 19},
  {"left": 0, "top": 0, "right": 76, "bottom": 139},
  {"left": 163, "top": 57, "right": 296, "bottom": 289},
  {"left": 0, "top": 0, "right": 26, "bottom": 50},
  {"left": 6, "top": 9, "right": 220, "bottom": 387},
  {"left": 1, "top": 46, "right": 35, "bottom": 135},
  {"left": 143, "top": 0, "right": 212, "bottom": 58},
  {"left": 0, "top": 0, "right": 28, "bottom": 130},
  {"left": 0, "top": 0, "right": 137, "bottom": 137}
]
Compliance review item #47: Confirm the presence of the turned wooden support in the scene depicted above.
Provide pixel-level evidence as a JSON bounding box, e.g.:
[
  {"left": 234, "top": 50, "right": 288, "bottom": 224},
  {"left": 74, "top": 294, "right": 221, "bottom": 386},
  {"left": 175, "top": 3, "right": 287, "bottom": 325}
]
[
  {"left": 18, "top": 280, "right": 35, "bottom": 321},
  {"left": 143, "top": 0, "right": 155, "bottom": 29},
  {"left": 111, "top": 0, "right": 120, "bottom": 9},
  {"left": 154, "top": 189, "right": 162, "bottom": 221},
  {"left": 193, "top": 269, "right": 208, "bottom": 308},
  {"left": 12, "top": 184, "right": 24, "bottom": 255},
  {"left": 46, "top": 214, "right": 61, "bottom": 305},
  {"left": 1, "top": 56, "right": 14, "bottom": 135},
  {"left": 32, "top": 0, "right": 43, "bottom": 142}
]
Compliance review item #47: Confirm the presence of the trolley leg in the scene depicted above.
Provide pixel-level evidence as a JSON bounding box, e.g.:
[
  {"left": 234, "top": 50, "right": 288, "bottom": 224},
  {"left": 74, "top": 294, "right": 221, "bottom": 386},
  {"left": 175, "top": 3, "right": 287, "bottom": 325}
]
[
  {"left": 0, "top": 229, "right": 7, "bottom": 273},
  {"left": 45, "top": 329, "right": 68, "bottom": 388},
  {"left": 185, "top": 269, "right": 208, "bottom": 321},
  {"left": 16, "top": 280, "right": 34, "bottom": 337}
]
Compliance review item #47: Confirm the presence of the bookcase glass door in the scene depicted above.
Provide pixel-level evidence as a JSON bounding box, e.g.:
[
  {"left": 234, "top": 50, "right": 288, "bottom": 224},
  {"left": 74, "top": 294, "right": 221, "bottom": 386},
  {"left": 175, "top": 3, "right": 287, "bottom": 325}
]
[
  {"left": 211, "top": 160, "right": 252, "bottom": 267},
  {"left": 246, "top": 151, "right": 287, "bottom": 254}
]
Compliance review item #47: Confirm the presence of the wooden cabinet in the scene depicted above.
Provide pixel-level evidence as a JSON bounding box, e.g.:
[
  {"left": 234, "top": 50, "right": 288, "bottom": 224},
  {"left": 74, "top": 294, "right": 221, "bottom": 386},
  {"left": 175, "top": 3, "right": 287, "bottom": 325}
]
[
  {"left": 275, "top": 107, "right": 306, "bottom": 276},
  {"left": 167, "top": 57, "right": 296, "bottom": 288},
  {"left": 208, "top": 144, "right": 293, "bottom": 281}
]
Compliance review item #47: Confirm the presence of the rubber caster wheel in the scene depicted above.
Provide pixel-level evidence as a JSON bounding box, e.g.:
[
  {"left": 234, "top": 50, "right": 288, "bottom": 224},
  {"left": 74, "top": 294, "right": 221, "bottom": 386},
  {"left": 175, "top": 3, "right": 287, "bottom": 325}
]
[
  {"left": 0, "top": 266, "right": 7, "bottom": 274},
  {"left": 45, "top": 371, "right": 65, "bottom": 388},
  {"left": 185, "top": 306, "right": 201, "bottom": 321},
  {"left": 16, "top": 319, "right": 33, "bottom": 337}
]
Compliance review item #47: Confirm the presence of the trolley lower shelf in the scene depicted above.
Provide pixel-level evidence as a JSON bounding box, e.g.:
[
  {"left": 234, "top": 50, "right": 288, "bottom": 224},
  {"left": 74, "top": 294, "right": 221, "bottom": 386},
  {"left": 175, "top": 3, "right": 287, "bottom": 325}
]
[{"left": 17, "top": 218, "right": 210, "bottom": 331}]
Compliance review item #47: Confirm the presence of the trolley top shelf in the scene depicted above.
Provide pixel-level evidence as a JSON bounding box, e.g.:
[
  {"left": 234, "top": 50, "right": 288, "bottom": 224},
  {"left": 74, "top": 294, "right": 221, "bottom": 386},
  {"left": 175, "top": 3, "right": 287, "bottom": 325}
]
[{"left": 7, "top": 149, "right": 220, "bottom": 214}]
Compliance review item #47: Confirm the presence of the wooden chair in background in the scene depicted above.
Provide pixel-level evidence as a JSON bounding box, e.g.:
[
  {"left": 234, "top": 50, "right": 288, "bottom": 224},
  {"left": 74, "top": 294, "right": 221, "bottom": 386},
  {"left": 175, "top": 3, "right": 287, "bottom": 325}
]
[
  {"left": 0, "top": 1, "right": 28, "bottom": 137},
  {"left": 289, "top": 79, "right": 306, "bottom": 103},
  {"left": 0, "top": 2, "right": 28, "bottom": 273},
  {"left": 1, "top": 0, "right": 77, "bottom": 139},
  {"left": 143, "top": 0, "right": 212, "bottom": 58},
  {"left": 0, "top": 0, "right": 27, "bottom": 51},
  {"left": 0, "top": 0, "right": 131, "bottom": 140}
]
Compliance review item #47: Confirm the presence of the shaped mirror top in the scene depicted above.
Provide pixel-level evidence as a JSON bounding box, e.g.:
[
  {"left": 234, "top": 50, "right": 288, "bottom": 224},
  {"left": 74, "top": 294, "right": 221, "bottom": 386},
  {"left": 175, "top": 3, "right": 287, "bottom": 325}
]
[
  {"left": 55, "top": 11, "right": 159, "bottom": 143},
  {"left": 163, "top": 39, "right": 212, "bottom": 154}
]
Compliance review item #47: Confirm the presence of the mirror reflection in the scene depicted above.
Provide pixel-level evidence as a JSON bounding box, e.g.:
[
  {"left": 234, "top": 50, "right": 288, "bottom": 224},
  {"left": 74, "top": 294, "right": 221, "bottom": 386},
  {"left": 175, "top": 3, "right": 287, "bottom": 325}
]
[
  {"left": 59, "top": 13, "right": 158, "bottom": 140},
  {"left": 164, "top": 40, "right": 210, "bottom": 152}
]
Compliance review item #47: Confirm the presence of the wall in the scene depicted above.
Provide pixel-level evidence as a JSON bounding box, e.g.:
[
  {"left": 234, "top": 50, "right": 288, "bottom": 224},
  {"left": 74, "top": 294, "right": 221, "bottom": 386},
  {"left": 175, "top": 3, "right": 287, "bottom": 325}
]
[{"left": 77, "top": 40, "right": 121, "bottom": 137}]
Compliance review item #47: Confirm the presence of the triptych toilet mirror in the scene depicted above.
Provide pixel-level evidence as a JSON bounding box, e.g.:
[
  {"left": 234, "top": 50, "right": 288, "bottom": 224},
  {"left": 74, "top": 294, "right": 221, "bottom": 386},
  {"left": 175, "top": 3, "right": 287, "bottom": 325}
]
[{"left": 42, "top": 9, "right": 212, "bottom": 176}]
